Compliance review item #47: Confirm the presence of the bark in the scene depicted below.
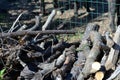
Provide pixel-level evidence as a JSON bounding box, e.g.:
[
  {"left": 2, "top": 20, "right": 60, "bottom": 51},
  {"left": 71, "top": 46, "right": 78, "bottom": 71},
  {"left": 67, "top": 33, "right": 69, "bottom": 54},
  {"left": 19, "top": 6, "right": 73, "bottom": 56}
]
[
  {"left": 27, "top": 16, "right": 41, "bottom": 31},
  {"left": 105, "top": 31, "right": 115, "bottom": 48},
  {"left": 77, "top": 31, "right": 103, "bottom": 80},
  {"left": 69, "top": 23, "right": 99, "bottom": 80},
  {"left": 42, "top": 10, "right": 56, "bottom": 30},
  {"left": 107, "top": 65, "right": 120, "bottom": 80},
  {"left": 9, "top": 11, "right": 26, "bottom": 33},
  {"left": 0, "top": 30, "right": 76, "bottom": 38},
  {"left": 52, "top": 45, "right": 76, "bottom": 80},
  {"left": 105, "top": 25, "right": 120, "bottom": 70},
  {"left": 108, "top": 0, "right": 116, "bottom": 32}
]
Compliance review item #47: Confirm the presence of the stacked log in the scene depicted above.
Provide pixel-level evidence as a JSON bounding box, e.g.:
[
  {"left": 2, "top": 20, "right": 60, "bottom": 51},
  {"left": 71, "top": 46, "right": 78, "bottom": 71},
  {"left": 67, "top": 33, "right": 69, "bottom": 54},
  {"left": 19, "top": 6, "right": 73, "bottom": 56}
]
[{"left": 0, "top": 10, "right": 120, "bottom": 80}]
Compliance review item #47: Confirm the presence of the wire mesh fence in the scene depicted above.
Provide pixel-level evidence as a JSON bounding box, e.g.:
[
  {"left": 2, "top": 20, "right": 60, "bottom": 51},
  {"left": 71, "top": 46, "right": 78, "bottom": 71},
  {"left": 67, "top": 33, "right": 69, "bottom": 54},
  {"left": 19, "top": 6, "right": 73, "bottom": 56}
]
[
  {"left": 52, "top": 0, "right": 109, "bottom": 29},
  {"left": 0, "top": 0, "right": 120, "bottom": 31},
  {"left": 43, "top": 0, "right": 120, "bottom": 28}
]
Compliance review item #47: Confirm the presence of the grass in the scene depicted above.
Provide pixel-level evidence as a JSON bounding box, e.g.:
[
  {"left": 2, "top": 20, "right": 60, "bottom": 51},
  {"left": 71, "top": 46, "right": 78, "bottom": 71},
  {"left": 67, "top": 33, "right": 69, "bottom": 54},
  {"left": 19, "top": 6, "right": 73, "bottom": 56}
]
[
  {"left": 68, "top": 31, "right": 84, "bottom": 42},
  {"left": 57, "top": 31, "right": 84, "bottom": 42}
]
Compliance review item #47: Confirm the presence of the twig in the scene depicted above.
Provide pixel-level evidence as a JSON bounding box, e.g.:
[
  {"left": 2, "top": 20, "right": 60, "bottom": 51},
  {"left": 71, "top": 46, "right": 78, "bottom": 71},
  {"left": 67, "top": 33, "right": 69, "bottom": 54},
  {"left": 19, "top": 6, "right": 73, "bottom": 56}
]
[{"left": 9, "top": 12, "right": 26, "bottom": 33}]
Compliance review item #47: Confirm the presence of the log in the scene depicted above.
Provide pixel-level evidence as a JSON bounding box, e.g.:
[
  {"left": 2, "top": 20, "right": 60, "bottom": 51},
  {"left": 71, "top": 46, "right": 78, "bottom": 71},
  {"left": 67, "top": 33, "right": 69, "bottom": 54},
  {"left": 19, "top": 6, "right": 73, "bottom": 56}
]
[
  {"left": 69, "top": 23, "right": 99, "bottom": 80},
  {"left": 52, "top": 45, "right": 76, "bottom": 80},
  {"left": 105, "top": 25, "right": 120, "bottom": 70},
  {"left": 107, "top": 65, "right": 120, "bottom": 80},
  {"left": 95, "top": 71, "right": 104, "bottom": 80},
  {"left": 0, "top": 30, "right": 76, "bottom": 38},
  {"left": 90, "top": 62, "right": 101, "bottom": 73},
  {"left": 77, "top": 31, "right": 103, "bottom": 80}
]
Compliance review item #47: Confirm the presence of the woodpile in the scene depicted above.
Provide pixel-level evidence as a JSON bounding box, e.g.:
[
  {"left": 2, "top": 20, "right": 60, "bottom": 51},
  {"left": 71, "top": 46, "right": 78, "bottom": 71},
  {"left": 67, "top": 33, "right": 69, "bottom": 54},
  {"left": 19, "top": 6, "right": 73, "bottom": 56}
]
[{"left": 0, "top": 10, "right": 120, "bottom": 80}]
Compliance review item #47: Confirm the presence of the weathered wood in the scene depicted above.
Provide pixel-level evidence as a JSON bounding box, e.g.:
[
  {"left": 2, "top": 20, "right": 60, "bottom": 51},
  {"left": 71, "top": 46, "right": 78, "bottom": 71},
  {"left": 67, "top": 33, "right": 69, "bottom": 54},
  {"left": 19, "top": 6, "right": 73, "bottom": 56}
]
[
  {"left": 107, "top": 0, "right": 120, "bottom": 32},
  {"left": 9, "top": 12, "right": 26, "bottom": 32},
  {"left": 77, "top": 31, "right": 103, "bottom": 80},
  {"left": 52, "top": 45, "right": 76, "bottom": 80},
  {"left": 107, "top": 65, "right": 120, "bottom": 80},
  {"left": 0, "top": 30, "right": 76, "bottom": 38},
  {"left": 105, "top": 25, "right": 120, "bottom": 70},
  {"left": 42, "top": 10, "right": 56, "bottom": 30},
  {"left": 69, "top": 23, "right": 99, "bottom": 80},
  {"left": 105, "top": 31, "right": 115, "bottom": 48},
  {"left": 28, "top": 16, "right": 41, "bottom": 31}
]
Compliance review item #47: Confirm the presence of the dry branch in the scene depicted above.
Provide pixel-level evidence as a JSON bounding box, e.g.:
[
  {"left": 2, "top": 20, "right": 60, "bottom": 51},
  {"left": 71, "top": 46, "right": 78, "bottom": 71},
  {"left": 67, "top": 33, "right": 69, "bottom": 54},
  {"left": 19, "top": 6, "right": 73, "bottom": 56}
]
[
  {"left": 28, "top": 16, "right": 41, "bottom": 31},
  {"left": 42, "top": 10, "right": 56, "bottom": 30},
  {"left": 0, "top": 30, "right": 76, "bottom": 38},
  {"left": 9, "top": 11, "right": 26, "bottom": 32},
  {"left": 52, "top": 45, "right": 76, "bottom": 80}
]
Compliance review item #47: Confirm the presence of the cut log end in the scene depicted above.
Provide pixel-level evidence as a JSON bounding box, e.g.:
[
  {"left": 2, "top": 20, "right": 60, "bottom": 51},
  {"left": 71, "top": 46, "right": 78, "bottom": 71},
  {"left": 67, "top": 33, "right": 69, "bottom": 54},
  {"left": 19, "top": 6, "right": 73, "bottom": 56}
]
[
  {"left": 90, "top": 62, "right": 101, "bottom": 73},
  {"left": 95, "top": 71, "right": 104, "bottom": 80}
]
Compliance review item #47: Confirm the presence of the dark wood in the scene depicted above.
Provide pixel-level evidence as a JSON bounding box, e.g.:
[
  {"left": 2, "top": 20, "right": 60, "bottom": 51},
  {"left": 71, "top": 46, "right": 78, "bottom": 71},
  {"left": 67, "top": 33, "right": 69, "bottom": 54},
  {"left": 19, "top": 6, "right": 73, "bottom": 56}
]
[
  {"left": 107, "top": 65, "right": 120, "bottom": 80},
  {"left": 52, "top": 45, "right": 76, "bottom": 80}
]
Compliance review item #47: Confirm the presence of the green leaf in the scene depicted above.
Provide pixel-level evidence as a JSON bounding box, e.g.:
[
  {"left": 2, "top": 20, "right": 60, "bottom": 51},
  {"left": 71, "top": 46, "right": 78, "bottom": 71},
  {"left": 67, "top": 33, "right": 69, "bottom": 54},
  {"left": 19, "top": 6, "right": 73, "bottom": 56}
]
[{"left": 0, "top": 69, "right": 6, "bottom": 75}]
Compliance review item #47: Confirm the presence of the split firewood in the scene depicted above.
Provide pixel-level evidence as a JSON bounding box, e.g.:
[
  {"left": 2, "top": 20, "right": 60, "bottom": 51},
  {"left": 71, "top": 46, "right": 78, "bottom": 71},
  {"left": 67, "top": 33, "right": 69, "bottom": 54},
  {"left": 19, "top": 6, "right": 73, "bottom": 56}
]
[
  {"left": 105, "top": 25, "right": 120, "bottom": 70},
  {"left": 107, "top": 65, "right": 120, "bottom": 80}
]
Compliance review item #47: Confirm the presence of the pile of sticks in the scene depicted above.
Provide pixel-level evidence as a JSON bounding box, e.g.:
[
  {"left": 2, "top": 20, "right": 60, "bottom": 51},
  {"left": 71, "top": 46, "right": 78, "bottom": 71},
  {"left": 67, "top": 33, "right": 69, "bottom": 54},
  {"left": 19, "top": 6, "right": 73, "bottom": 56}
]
[{"left": 0, "top": 10, "right": 120, "bottom": 80}]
